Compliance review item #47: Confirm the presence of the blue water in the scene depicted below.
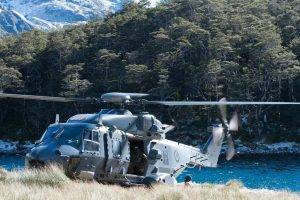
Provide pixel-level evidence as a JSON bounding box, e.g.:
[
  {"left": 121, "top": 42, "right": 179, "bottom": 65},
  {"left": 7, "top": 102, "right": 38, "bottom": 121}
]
[
  {"left": 1, "top": 154, "right": 299, "bottom": 191},
  {"left": 0, "top": 154, "right": 24, "bottom": 170},
  {"left": 178, "top": 154, "right": 300, "bottom": 191}
]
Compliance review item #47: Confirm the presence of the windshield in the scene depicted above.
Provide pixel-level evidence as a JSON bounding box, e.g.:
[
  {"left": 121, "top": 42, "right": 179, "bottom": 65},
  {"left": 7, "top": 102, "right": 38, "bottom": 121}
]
[
  {"left": 55, "top": 126, "right": 86, "bottom": 149},
  {"left": 40, "top": 125, "right": 62, "bottom": 142}
]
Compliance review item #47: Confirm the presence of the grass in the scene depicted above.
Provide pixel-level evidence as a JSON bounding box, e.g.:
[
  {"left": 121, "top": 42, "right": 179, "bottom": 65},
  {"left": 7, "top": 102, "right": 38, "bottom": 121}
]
[
  {"left": 0, "top": 165, "right": 69, "bottom": 187},
  {"left": 0, "top": 166, "right": 299, "bottom": 200}
]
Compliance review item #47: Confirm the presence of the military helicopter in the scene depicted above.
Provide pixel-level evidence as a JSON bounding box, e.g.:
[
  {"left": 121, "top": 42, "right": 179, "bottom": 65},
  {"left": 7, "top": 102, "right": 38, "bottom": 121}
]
[{"left": 0, "top": 92, "right": 299, "bottom": 186}]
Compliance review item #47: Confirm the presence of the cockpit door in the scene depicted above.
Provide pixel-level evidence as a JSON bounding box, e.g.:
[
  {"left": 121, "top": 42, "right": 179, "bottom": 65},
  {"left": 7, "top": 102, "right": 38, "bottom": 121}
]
[{"left": 74, "top": 129, "right": 106, "bottom": 173}]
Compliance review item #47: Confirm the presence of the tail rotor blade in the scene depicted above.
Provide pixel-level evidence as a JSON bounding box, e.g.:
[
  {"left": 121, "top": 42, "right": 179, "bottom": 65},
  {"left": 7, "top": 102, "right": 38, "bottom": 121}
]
[
  {"left": 219, "top": 98, "right": 228, "bottom": 125},
  {"left": 229, "top": 112, "right": 239, "bottom": 131},
  {"left": 226, "top": 134, "right": 235, "bottom": 161},
  {"left": 203, "top": 127, "right": 225, "bottom": 167},
  {"left": 212, "top": 127, "right": 224, "bottom": 144},
  {"left": 203, "top": 127, "right": 224, "bottom": 154}
]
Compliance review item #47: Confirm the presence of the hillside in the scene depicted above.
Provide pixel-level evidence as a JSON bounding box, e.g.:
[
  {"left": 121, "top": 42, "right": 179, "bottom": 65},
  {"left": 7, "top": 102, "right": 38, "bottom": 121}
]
[{"left": 0, "top": 0, "right": 299, "bottom": 143}]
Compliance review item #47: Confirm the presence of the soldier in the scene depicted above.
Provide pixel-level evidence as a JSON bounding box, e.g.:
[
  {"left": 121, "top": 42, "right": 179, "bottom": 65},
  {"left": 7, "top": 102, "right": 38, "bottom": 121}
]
[
  {"left": 132, "top": 146, "right": 147, "bottom": 175},
  {"left": 184, "top": 175, "right": 193, "bottom": 186}
]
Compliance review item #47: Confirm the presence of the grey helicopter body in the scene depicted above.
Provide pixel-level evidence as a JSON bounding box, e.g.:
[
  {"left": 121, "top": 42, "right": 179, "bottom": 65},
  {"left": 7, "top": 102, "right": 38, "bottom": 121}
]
[
  {"left": 1, "top": 92, "right": 299, "bottom": 186},
  {"left": 25, "top": 106, "right": 215, "bottom": 185}
]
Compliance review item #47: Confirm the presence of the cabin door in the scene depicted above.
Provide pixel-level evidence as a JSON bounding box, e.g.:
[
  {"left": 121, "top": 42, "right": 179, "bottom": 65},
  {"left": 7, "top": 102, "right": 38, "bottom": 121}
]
[
  {"left": 127, "top": 139, "right": 147, "bottom": 176},
  {"left": 105, "top": 129, "right": 130, "bottom": 174}
]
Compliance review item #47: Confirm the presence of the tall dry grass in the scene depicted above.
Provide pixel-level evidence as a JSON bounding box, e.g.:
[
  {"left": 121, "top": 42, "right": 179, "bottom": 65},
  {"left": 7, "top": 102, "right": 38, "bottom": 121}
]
[{"left": 0, "top": 166, "right": 298, "bottom": 200}]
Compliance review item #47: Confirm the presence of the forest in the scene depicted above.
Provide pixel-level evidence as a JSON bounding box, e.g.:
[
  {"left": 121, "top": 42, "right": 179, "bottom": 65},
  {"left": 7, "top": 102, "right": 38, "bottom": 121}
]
[{"left": 0, "top": 0, "right": 299, "bottom": 144}]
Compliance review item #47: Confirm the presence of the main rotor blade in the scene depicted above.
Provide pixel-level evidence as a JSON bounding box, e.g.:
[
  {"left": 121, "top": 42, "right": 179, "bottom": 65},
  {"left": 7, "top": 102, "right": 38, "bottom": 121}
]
[
  {"left": 146, "top": 101, "right": 300, "bottom": 106},
  {"left": 229, "top": 112, "right": 239, "bottom": 131},
  {"left": 0, "top": 93, "right": 94, "bottom": 103},
  {"left": 226, "top": 134, "right": 235, "bottom": 161}
]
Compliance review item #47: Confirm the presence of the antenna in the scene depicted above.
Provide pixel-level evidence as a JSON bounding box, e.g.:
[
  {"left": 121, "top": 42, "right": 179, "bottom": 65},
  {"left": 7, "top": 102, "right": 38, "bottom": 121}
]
[{"left": 55, "top": 114, "right": 59, "bottom": 124}]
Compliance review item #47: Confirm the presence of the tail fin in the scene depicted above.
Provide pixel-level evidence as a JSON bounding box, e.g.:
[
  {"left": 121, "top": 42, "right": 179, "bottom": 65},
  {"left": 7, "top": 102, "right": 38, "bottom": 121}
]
[{"left": 203, "top": 127, "right": 225, "bottom": 167}]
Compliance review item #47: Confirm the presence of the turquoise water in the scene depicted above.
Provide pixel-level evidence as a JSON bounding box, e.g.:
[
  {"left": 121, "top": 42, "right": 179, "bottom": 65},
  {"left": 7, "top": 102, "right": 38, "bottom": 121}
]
[
  {"left": 178, "top": 154, "right": 300, "bottom": 192},
  {"left": 0, "top": 154, "right": 24, "bottom": 170},
  {"left": 1, "top": 154, "right": 299, "bottom": 191}
]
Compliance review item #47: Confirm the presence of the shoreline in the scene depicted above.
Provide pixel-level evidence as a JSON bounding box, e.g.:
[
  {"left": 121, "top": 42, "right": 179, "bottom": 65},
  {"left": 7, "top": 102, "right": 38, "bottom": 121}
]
[{"left": 1, "top": 139, "right": 300, "bottom": 156}]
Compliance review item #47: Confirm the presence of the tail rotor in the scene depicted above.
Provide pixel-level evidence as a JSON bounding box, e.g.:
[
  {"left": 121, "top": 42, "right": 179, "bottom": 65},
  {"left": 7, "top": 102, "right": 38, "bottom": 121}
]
[
  {"left": 218, "top": 98, "right": 239, "bottom": 161},
  {"left": 203, "top": 97, "right": 239, "bottom": 166}
]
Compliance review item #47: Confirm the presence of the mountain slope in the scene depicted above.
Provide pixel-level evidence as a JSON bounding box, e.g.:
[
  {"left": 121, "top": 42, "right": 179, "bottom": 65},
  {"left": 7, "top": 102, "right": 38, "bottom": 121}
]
[
  {"left": 0, "top": 7, "right": 33, "bottom": 36},
  {"left": 0, "top": 0, "right": 160, "bottom": 34}
]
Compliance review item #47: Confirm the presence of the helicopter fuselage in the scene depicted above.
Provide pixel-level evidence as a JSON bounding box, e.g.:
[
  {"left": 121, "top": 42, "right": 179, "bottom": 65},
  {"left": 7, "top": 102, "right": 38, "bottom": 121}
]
[{"left": 25, "top": 109, "right": 215, "bottom": 186}]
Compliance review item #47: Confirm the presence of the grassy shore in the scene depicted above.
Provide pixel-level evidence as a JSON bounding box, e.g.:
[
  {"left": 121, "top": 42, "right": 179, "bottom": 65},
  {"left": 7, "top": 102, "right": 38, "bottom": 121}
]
[{"left": 0, "top": 166, "right": 299, "bottom": 200}]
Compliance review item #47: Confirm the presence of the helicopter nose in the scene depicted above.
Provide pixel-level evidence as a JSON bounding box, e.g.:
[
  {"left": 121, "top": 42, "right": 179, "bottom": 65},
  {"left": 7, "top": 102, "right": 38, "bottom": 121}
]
[
  {"left": 25, "top": 148, "right": 45, "bottom": 168},
  {"left": 27, "top": 147, "right": 38, "bottom": 159},
  {"left": 25, "top": 144, "right": 57, "bottom": 168}
]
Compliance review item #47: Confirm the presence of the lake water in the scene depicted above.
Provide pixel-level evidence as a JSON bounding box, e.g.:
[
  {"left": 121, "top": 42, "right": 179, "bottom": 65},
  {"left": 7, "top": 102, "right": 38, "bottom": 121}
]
[{"left": 1, "top": 154, "right": 299, "bottom": 191}]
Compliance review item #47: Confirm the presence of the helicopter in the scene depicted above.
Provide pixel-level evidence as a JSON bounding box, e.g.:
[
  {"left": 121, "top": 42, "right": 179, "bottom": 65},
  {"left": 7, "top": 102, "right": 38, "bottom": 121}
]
[{"left": 0, "top": 92, "right": 299, "bottom": 186}]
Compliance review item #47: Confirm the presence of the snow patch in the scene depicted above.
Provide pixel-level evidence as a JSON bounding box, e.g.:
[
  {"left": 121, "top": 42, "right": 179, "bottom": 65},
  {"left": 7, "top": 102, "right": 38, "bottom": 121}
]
[
  {"left": 0, "top": 140, "right": 34, "bottom": 154},
  {"left": 10, "top": 10, "right": 35, "bottom": 27},
  {"left": 266, "top": 142, "right": 298, "bottom": 149},
  {"left": 235, "top": 142, "right": 300, "bottom": 155},
  {"left": 0, "top": 140, "right": 17, "bottom": 153}
]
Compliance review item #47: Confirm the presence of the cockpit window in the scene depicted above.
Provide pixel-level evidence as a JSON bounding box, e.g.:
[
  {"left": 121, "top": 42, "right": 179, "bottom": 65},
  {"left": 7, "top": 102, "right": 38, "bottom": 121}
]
[
  {"left": 83, "top": 129, "right": 92, "bottom": 140},
  {"left": 83, "top": 129, "right": 99, "bottom": 142},
  {"left": 55, "top": 127, "right": 85, "bottom": 149},
  {"left": 82, "top": 129, "right": 100, "bottom": 152}
]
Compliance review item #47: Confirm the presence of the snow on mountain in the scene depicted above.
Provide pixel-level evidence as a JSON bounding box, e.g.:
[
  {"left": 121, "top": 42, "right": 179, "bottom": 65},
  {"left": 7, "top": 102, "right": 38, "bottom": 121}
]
[
  {"left": 0, "top": 6, "right": 33, "bottom": 36},
  {"left": 0, "top": 0, "right": 161, "bottom": 35}
]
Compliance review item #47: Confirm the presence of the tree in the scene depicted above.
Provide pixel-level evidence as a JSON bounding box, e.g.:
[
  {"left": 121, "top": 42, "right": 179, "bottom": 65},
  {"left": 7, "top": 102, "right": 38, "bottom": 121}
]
[
  {"left": 60, "top": 63, "right": 91, "bottom": 97},
  {"left": 0, "top": 60, "right": 23, "bottom": 91},
  {"left": 87, "top": 49, "right": 124, "bottom": 92},
  {"left": 125, "top": 64, "right": 149, "bottom": 86}
]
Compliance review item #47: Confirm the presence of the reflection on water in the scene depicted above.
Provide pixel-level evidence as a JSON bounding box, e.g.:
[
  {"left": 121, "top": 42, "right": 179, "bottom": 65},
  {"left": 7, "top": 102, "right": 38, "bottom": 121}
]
[{"left": 0, "top": 154, "right": 299, "bottom": 191}]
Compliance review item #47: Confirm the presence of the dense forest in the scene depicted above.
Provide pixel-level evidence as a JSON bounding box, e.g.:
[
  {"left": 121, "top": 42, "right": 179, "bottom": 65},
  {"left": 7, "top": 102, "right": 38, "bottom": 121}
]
[{"left": 0, "top": 0, "right": 299, "bottom": 144}]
